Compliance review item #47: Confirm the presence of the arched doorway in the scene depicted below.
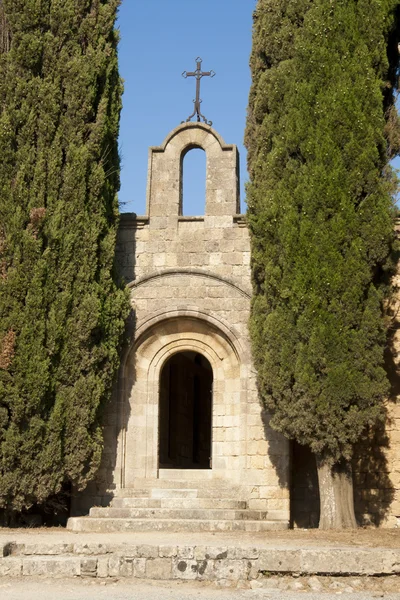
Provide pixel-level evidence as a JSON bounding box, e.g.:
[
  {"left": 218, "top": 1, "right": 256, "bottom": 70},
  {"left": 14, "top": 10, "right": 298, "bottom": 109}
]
[{"left": 159, "top": 351, "right": 213, "bottom": 469}]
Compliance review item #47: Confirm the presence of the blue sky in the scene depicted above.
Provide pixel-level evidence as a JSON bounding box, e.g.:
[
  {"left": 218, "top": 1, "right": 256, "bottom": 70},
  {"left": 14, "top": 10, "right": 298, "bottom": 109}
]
[{"left": 117, "top": 0, "right": 256, "bottom": 215}]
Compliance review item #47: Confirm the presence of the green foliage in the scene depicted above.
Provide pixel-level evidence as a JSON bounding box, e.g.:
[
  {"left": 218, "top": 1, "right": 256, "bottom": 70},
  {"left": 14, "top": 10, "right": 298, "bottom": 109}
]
[
  {"left": 245, "top": 0, "right": 400, "bottom": 465},
  {"left": 0, "top": 0, "right": 130, "bottom": 510}
]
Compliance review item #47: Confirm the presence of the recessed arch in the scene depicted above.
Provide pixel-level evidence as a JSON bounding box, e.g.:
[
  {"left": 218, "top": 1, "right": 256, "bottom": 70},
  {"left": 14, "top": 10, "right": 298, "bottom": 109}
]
[
  {"left": 118, "top": 315, "right": 246, "bottom": 485},
  {"left": 123, "top": 310, "right": 248, "bottom": 370}
]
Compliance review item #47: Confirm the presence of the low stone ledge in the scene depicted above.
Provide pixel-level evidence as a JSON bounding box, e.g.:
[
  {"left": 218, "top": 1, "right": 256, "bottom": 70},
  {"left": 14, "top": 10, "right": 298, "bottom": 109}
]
[
  {"left": 255, "top": 547, "right": 400, "bottom": 576},
  {"left": 1, "top": 542, "right": 400, "bottom": 582}
]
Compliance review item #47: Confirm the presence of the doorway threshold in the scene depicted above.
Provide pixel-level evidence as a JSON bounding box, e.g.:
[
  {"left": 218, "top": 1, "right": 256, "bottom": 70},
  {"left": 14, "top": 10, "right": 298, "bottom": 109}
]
[{"left": 159, "top": 469, "right": 213, "bottom": 480}]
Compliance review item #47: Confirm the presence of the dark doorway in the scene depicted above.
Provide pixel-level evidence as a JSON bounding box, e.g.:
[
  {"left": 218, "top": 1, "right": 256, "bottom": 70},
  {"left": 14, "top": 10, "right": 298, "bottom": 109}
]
[
  {"left": 159, "top": 351, "right": 213, "bottom": 469},
  {"left": 291, "top": 441, "right": 320, "bottom": 528}
]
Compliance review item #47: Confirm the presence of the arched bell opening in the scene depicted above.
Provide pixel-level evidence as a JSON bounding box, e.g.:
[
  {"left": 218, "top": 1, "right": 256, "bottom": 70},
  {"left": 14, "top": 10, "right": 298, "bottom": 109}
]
[
  {"left": 158, "top": 351, "right": 213, "bottom": 469},
  {"left": 179, "top": 145, "right": 207, "bottom": 216}
]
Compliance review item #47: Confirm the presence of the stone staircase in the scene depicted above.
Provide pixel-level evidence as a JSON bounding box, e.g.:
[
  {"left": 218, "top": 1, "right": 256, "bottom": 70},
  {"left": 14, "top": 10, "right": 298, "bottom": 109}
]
[{"left": 67, "top": 472, "right": 288, "bottom": 533}]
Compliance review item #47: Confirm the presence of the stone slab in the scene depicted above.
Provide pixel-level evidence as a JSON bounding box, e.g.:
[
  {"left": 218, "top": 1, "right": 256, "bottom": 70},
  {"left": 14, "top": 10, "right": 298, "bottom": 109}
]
[
  {"left": 2, "top": 531, "right": 400, "bottom": 582},
  {"left": 21, "top": 556, "right": 81, "bottom": 577},
  {"left": 67, "top": 517, "right": 288, "bottom": 533}
]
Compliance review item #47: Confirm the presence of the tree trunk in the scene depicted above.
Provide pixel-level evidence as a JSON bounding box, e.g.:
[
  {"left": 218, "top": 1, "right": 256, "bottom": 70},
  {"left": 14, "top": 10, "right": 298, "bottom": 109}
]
[
  {"left": 0, "top": 1, "right": 11, "bottom": 54},
  {"left": 316, "top": 456, "right": 357, "bottom": 529}
]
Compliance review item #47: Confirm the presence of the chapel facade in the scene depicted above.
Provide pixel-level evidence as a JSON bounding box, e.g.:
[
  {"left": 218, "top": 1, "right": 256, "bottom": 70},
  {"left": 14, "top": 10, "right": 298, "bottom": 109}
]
[
  {"left": 69, "top": 122, "right": 400, "bottom": 531},
  {"left": 69, "top": 122, "right": 290, "bottom": 531}
]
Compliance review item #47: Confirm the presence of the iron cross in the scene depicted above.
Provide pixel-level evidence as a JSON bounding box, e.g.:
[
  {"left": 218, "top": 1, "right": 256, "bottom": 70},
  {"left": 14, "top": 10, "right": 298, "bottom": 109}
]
[{"left": 182, "top": 57, "right": 216, "bottom": 126}]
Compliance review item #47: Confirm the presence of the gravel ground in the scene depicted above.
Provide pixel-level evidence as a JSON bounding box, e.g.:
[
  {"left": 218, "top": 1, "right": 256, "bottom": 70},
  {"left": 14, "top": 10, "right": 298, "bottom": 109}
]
[
  {"left": 0, "top": 579, "right": 399, "bottom": 600},
  {"left": 1, "top": 527, "right": 400, "bottom": 549}
]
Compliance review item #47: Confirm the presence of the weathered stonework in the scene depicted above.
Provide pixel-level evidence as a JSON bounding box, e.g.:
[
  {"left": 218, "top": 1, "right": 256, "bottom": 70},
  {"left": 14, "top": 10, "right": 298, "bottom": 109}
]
[
  {"left": 70, "top": 123, "right": 400, "bottom": 530},
  {"left": 71, "top": 122, "right": 289, "bottom": 525},
  {"left": 2, "top": 539, "right": 400, "bottom": 587}
]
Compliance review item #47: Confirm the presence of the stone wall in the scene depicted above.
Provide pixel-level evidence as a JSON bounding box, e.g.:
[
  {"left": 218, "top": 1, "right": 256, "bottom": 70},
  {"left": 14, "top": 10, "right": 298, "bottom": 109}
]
[{"left": 2, "top": 539, "right": 400, "bottom": 587}]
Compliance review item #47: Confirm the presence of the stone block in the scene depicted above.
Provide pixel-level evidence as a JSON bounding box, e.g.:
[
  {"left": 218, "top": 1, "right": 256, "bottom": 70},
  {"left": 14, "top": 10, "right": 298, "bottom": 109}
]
[
  {"left": 256, "top": 549, "right": 301, "bottom": 573},
  {"left": 133, "top": 558, "right": 147, "bottom": 578},
  {"left": 250, "top": 455, "right": 265, "bottom": 470},
  {"left": 260, "top": 488, "right": 288, "bottom": 501},
  {"left": 209, "top": 253, "right": 223, "bottom": 266},
  {"left": 80, "top": 558, "right": 98, "bottom": 577},
  {"left": 159, "top": 545, "right": 177, "bottom": 558},
  {"left": 108, "top": 556, "right": 133, "bottom": 578},
  {"left": 213, "top": 559, "right": 250, "bottom": 581},
  {"left": 249, "top": 426, "right": 266, "bottom": 441},
  {"left": 248, "top": 499, "right": 269, "bottom": 510},
  {"left": 193, "top": 546, "right": 207, "bottom": 560},
  {"left": 137, "top": 544, "right": 158, "bottom": 559},
  {"left": 195, "top": 547, "right": 232, "bottom": 560},
  {"left": 176, "top": 546, "right": 194, "bottom": 559},
  {"left": 224, "top": 428, "right": 242, "bottom": 442},
  {"left": 20, "top": 543, "right": 74, "bottom": 556},
  {"left": 22, "top": 557, "right": 81, "bottom": 577},
  {"left": 0, "top": 558, "right": 22, "bottom": 576},
  {"left": 268, "top": 498, "right": 290, "bottom": 511},
  {"left": 153, "top": 254, "right": 166, "bottom": 268},
  {"left": 145, "top": 558, "right": 172, "bottom": 580},
  {"left": 172, "top": 558, "right": 200, "bottom": 580},
  {"left": 212, "top": 457, "right": 228, "bottom": 469},
  {"left": 196, "top": 559, "right": 215, "bottom": 580},
  {"left": 307, "top": 576, "right": 324, "bottom": 591},
  {"left": 212, "top": 428, "right": 225, "bottom": 442},
  {"left": 225, "top": 252, "right": 242, "bottom": 265},
  {"left": 97, "top": 557, "right": 109, "bottom": 578},
  {"left": 234, "top": 547, "right": 259, "bottom": 560},
  {"left": 299, "top": 549, "right": 399, "bottom": 575},
  {"left": 73, "top": 543, "right": 108, "bottom": 555}
]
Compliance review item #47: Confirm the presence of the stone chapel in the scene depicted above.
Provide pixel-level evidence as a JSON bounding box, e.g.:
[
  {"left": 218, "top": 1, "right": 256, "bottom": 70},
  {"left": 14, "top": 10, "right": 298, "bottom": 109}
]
[{"left": 68, "top": 121, "right": 400, "bottom": 532}]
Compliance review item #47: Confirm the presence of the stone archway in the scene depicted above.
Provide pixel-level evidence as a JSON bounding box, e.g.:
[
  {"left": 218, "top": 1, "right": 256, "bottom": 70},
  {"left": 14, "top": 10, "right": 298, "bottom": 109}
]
[
  {"left": 118, "top": 315, "right": 246, "bottom": 487},
  {"left": 159, "top": 351, "right": 213, "bottom": 469}
]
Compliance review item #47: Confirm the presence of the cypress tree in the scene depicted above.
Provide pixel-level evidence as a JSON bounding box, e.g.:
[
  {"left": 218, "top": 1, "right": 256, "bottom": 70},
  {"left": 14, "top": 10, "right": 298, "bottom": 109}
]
[
  {"left": 246, "top": 0, "right": 400, "bottom": 528},
  {"left": 0, "top": 0, "right": 129, "bottom": 512}
]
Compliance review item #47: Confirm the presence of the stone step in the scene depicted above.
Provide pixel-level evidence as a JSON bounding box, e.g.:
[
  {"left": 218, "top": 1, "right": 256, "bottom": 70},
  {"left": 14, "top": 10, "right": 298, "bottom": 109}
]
[
  {"left": 150, "top": 488, "right": 198, "bottom": 499},
  {"left": 111, "top": 497, "right": 247, "bottom": 509},
  {"left": 89, "top": 507, "right": 267, "bottom": 520},
  {"left": 114, "top": 489, "right": 151, "bottom": 498},
  {"left": 116, "top": 487, "right": 242, "bottom": 499},
  {"left": 132, "top": 478, "right": 244, "bottom": 492},
  {"left": 118, "top": 487, "right": 245, "bottom": 499},
  {"left": 158, "top": 469, "right": 213, "bottom": 480},
  {"left": 67, "top": 517, "right": 288, "bottom": 533}
]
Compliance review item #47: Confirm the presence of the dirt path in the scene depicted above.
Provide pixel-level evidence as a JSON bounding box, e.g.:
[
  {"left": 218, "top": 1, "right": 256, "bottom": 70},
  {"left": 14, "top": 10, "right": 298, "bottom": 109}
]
[
  {"left": 1, "top": 527, "right": 400, "bottom": 549},
  {"left": 0, "top": 578, "right": 400, "bottom": 600}
]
